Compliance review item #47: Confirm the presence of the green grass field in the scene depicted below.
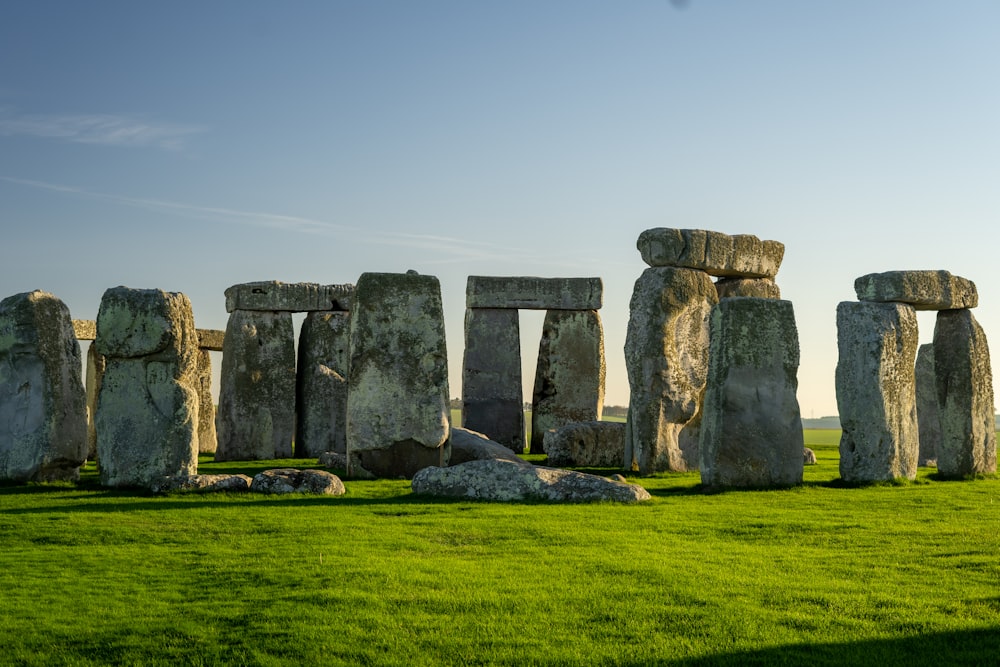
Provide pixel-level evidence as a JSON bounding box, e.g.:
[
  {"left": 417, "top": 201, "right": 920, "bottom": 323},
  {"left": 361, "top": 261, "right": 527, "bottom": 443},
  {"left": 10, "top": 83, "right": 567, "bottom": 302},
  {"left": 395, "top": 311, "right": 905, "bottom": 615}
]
[{"left": 1, "top": 430, "right": 999, "bottom": 666}]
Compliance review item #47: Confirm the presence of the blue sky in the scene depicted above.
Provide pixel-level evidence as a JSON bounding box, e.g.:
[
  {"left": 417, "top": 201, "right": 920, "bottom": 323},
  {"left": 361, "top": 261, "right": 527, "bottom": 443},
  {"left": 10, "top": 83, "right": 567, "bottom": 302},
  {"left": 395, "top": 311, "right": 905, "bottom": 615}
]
[{"left": 1, "top": 1, "right": 998, "bottom": 415}]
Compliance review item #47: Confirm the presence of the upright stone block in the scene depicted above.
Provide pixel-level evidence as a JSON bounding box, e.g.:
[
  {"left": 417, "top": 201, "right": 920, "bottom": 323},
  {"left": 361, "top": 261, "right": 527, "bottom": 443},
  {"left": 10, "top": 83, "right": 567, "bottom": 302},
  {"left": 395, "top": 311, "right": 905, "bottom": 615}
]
[
  {"left": 836, "top": 301, "right": 919, "bottom": 482},
  {"left": 854, "top": 270, "right": 978, "bottom": 310},
  {"left": 637, "top": 228, "right": 784, "bottom": 278},
  {"left": 699, "top": 298, "right": 804, "bottom": 488},
  {"left": 195, "top": 350, "right": 217, "bottom": 454},
  {"left": 0, "top": 291, "right": 88, "bottom": 482},
  {"left": 85, "top": 343, "right": 106, "bottom": 460},
  {"left": 462, "top": 308, "right": 524, "bottom": 453},
  {"left": 296, "top": 311, "right": 351, "bottom": 458},
  {"left": 933, "top": 309, "right": 996, "bottom": 477},
  {"left": 95, "top": 287, "right": 200, "bottom": 488},
  {"left": 530, "top": 310, "right": 606, "bottom": 455},
  {"left": 215, "top": 310, "right": 296, "bottom": 461},
  {"left": 914, "top": 343, "right": 940, "bottom": 466},
  {"left": 624, "top": 267, "right": 717, "bottom": 474},
  {"left": 466, "top": 276, "right": 603, "bottom": 310},
  {"left": 346, "top": 272, "right": 451, "bottom": 478}
]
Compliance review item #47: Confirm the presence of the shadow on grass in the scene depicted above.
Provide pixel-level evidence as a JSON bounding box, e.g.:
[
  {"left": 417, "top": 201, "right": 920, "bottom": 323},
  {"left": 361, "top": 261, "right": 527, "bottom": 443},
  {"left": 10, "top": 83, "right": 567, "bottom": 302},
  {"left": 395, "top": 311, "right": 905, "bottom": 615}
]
[{"left": 661, "top": 626, "right": 1000, "bottom": 666}]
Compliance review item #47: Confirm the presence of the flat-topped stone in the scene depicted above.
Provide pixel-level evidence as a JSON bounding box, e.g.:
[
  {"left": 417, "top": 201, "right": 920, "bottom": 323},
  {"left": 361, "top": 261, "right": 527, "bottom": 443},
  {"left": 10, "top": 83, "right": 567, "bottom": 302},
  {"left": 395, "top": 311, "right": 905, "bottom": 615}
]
[
  {"left": 224, "top": 281, "right": 354, "bottom": 313},
  {"left": 466, "top": 276, "right": 603, "bottom": 310},
  {"left": 196, "top": 329, "right": 225, "bottom": 351},
  {"left": 72, "top": 319, "right": 96, "bottom": 340},
  {"left": 854, "top": 270, "right": 978, "bottom": 310},
  {"left": 637, "top": 228, "right": 784, "bottom": 278}
]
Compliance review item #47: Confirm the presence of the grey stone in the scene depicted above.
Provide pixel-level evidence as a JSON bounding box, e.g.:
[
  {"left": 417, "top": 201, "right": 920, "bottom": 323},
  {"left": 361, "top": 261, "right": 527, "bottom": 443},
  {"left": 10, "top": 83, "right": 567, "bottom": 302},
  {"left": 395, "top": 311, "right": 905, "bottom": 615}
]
[
  {"left": 915, "top": 343, "right": 941, "bottom": 466},
  {"left": 699, "top": 298, "right": 804, "bottom": 488},
  {"left": 803, "top": 448, "right": 817, "bottom": 465},
  {"left": 933, "top": 309, "right": 996, "bottom": 477},
  {"left": 411, "top": 459, "right": 651, "bottom": 503},
  {"left": 854, "top": 270, "right": 978, "bottom": 310},
  {"left": 317, "top": 450, "right": 376, "bottom": 479},
  {"left": 154, "top": 474, "right": 252, "bottom": 493},
  {"left": 250, "top": 468, "right": 346, "bottom": 495},
  {"left": 461, "top": 308, "right": 524, "bottom": 453},
  {"left": 836, "top": 301, "right": 919, "bottom": 482},
  {"left": 224, "top": 281, "right": 355, "bottom": 313},
  {"left": 466, "top": 276, "right": 603, "bottom": 310},
  {"left": 530, "top": 310, "right": 606, "bottom": 454},
  {"left": 95, "top": 287, "right": 200, "bottom": 489},
  {"left": 624, "top": 267, "right": 717, "bottom": 474},
  {"left": 85, "top": 343, "right": 106, "bottom": 461},
  {"left": 196, "top": 329, "right": 225, "bottom": 351},
  {"left": 215, "top": 310, "right": 296, "bottom": 461},
  {"left": 72, "top": 319, "right": 96, "bottom": 340},
  {"left": 543, "top": 421, "right": 626, "bottom": 468},
  {"left": 450, "top": 427, "right": 529, "bottom": 466},
  {"left": 195, "top": 350, "right": 217, "bottom": 454},
  {"left": 715, "top": 277, "right": 781, "bottom": 300},
  {"left": 346, "top": 272, "right": 451, "bottom": 478},
  {"left": 0, "top": 291, "right": 88, "bottom": 482},
  {"left": 637, "top": 228, "right": 784, "bottom": 278},
  {"left": 296, "top": 311, "right": 350, "bottom": 458}
]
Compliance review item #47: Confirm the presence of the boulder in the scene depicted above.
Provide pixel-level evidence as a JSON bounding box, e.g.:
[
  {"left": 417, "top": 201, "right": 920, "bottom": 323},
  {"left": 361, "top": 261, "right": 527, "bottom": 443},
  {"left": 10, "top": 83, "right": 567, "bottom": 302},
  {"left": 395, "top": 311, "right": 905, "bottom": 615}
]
[
  {"left": 835, "top": 301, "right": 919, "bottom": 482},
  {"left": 803, "top": 448, "right": 817, "bottom": 465},
  {"left": 449, "top": 427, "right": 529, "bottom": 465},
  {"left": 95, "top": 287, "right": 200, "bottom": 489},
  {"left": 0, "top": 291, "right": 88, "bottom": 482},
  {"left": 411, "top": 459, "right": 651, "bottom": 503},
  {"left": 530, "top": 309, "right": 606, "bottom": 454},
  {"left": 224, "top": 281, "right": 354, "bottom": 313},
  {"left": 543, "top": 421, "right": 626, "bottom": 467},
  {"left": 195, "top": 350, "right": 217, "bottom": 454},
  {"left": 317, "top": 451, "right": 376, "bottom": 479},
  {"left": 854, "top": 270, "right": 978, "bottom": 310},
  {"left": 250, "top": 468, "right": 346, "bottom": 495},
  {"left": 700, "top": 298, "right": 804, "bottom": 488},
  {"left": 346, "top": 272, "right": 451, "bottom": 478},
  {"left": 154, "top": 474, "right": 252, "bottom": 493},
  {"left": 461, "top": 308, "right": 524, "bottom": 452},
  {"left": 296, "top": 311, "right": 351, "bottom": 457},
  {"left": 914, "top": 343, "right": 941, "bottom": 466},
  {"left": 933, "top": 309, "right": 996, "bottom": 477},
  {"left": 637, "top": 228, "right": 784, "bottom": 278},
  {"left": 624, "top": 267, "right": 717, "bottom": 474},
  {"left": 465, "top": 276, "right": 603, "bottom": 310},
  {"left": 714, "top": 277, "right": 781, "bottom": 299}
]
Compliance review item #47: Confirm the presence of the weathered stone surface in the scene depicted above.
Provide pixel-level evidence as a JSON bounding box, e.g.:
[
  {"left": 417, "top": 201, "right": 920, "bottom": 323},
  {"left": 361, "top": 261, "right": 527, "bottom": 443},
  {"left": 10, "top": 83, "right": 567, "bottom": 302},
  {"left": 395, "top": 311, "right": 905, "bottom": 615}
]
[
  {"left": 72, "top": 319, "right": 96, "bottom": 340},
  {"left": 450, "top": 427, "right": 529, "bottom": 466},
  {"left": 933, "top": 309, "right": 996, "bottom": 477},
  {"left": 95, "top": 287, "right": 200, "bottom": 488},
  {"left": 715, "top": 277, "right": 781, "bottom": 300},
  {"left": 317, "top": 451, "right": 376, "bottom": 479},
  {"left": 296, "top": 311, "right": 350, "bottom": 458},
  {"left": 854, "top": 270, "right": 978, "bottom": 310},
  {"left": 154, "top": 474, "right": 252, "bottom": 493},
  {"left": 637, "top": 228, "right": 784, "bottom": 278},
  {"left": 215, "top": 310, "right": 296, "bottom": 461},
  {"left": 624, "top": 267, "right": 717, "bottom": 474},
  {"left": 803, "top": 448, "right": 817, "bottom": 465},
  {"left": 699, "top": 298, "right": 804, "bottom": 488},
  {"left": 224, "top": 281, "right": 354, "bottom": 313},
  {"left": 346, "top": 272, "right": 451, "bottom": 478},
  {"left": 85, "top": 343, "right": 106, "bottom": 461},
  {"left": 461, "top": 308, "right": 524, "bottom": 452},
  {"left": 411, "top": 459, "right": 651, "bottom": 503},
  {"left": 0, "top": 291, "right": 88, "bottom": 482},
  {"left": 466, "top": 276, "right": 603, "bottom": 310},
  {"left": 195, "top": 350, "right": 217, "bottom": 454},
  {"left": 915, "top": 343, "right": 941, "bottom": 467},
  {"left": 196, "top": 328, "right": 225, "bottom": 351},
  {"left": 543, "top": 421, "right": 626, "bottom": 468},
  {"left": 530, "top": 310, "right": 606, "bottom": 454},
  {"left": 836, "top": 301, "right": 919, "bottom": 482},
  {"left": 250, "top": 468, "right": 346, "bottom": 495}
]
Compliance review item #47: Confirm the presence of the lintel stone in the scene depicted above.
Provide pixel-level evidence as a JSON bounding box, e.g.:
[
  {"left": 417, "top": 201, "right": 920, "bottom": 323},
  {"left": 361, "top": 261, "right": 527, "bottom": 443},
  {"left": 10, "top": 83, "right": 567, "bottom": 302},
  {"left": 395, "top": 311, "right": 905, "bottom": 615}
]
[
  {"left": 466, "top": 276, "right": 603, "bottom": 310},
  {"left": 637, "top": 228, "right": 784, "bottom": 278},
  {"left": 73, "top": 319, "right": 96, "bottom": 340},
  {"left": 196, "top": 328, "right": 225, "bottom": 351},
  {"left": 224, "top": 281, "right": 354, "bottom": 313},
  {"left": 854, "top": 270, "right": 978, "bottom": 310}
]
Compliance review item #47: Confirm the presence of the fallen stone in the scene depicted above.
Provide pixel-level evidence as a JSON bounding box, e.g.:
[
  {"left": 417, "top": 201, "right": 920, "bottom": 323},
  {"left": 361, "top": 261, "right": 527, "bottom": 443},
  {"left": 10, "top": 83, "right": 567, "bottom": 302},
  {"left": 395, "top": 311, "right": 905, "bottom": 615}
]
[
  {"left": 296, "top": 311, "right": 350, "bottom": 458},
  {"left": 466, "top": 276, "right": 603, "bottom": 310},
  {"left": 195, "top": 350, "right": 217, "bottom": 454},
  {"left": 250, "top": 468, "right": 346, "bottom": 495},
  {"left": 224, "top": 281, "right": 355, "bottom": 313},
  {"left": 715, "top": 277, "right": 781, "bottom": 299},
  {"left": 449, "top": 427, "right": 529, "bottom": 465},
  {"left": 543, "top": 421, "right": 626, "bottom": 468},
  {"left": 803, "top": 448, "right": 817, "bottom": 465},
  {"left": 154, "top": 474, "right": 252, "bottom": 493},
  {"left": 72, "top": 319, "right": 96, "bottom": 340},
  {"left": 637, "top": 228, "right": 784, "bottom": 278},
  {"left": 411, "top": 459, "right": 651, "bottom": 503},
  {"left": 836, "top": 301, "right": 919, "bottom": 482},
  {"left": 854, "top": 270, "right": 978, "bottom": 310},
  {"left": 0, "top": 291, "right": 88, "bottom": 482},
  {"left": 196, "top": 328, "right": 225, "bottom": 351},
  {"left": 461, "top": 308, "right": 524, "bottom": 452},
  {"left": 915, "top": 343, "right": 941, "bottom": 467}
]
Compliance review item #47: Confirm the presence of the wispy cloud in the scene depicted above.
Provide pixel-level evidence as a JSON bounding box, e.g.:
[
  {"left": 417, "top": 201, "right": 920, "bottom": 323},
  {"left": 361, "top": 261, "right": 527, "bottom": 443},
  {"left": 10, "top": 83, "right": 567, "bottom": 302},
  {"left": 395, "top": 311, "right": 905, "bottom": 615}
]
[{"left": 0, "top": 109, "right": 205, "bottom": 151}]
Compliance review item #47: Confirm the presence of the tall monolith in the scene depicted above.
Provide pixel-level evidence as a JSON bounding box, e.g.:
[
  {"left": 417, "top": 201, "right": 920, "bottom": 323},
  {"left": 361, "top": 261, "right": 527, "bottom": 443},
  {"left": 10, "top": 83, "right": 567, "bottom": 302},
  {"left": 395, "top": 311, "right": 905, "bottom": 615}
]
[
  {"left": 462, "top": 308, "right": 524, "bottom": 453},
  {"left": 297, "top": 310, "right": 351, "bottom": 458},
  {"left": 914, "top": 343, "right": 940, "bottom": 466}
]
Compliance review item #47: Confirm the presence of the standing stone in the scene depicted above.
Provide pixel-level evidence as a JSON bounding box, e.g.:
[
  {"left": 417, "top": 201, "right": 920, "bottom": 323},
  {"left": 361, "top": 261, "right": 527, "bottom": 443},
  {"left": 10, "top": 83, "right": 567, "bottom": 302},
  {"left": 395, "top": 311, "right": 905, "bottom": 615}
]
[
  {"left": 346, "top": 272, "right": 451, "bottom": 478},
  {"left": 195, "top": 350, "right": 217, "bottom": 454},
  {"left": 624, "top": 267, "right": 717, "bottom": 474},
  {"left": 462, "top": 308, "right": 524, "bottom": 453},
  {"left": 95, "top": 287, "right": 200, "bottom": 488},
  {"left": 0, "top": 291, "right": 88, "bottom": 482},
  {"left": 699, "top": 298, "right": 804, "bottom": 488},
  {"left": 836, "top": 301, "right": 919, "bottom": 482},
  {"left": 296, "top": 310, "right": 351, "bottom": 458},
  {"left": 85, "top": 342, "right": 106, "bottom": 461},
  {"left": 215, "top": 311, "right": 296, "bottom": 461},
  {"left": 530, "top": 309, "right": 606, "bottom": 455},
  {"left": 933, "top": 309, "right": 996, "bottom": 477},
  {"left": 914, "top": 343, "right": 941, "bottom": 466}
]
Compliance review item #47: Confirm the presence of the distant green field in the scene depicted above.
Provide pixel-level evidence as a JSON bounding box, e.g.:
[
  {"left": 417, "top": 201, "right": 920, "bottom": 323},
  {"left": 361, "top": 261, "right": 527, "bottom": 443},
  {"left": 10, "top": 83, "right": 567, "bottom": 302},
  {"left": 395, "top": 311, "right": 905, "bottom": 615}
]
[{"left": 2, "top": 430, "right": 999, "bottom": 665}]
